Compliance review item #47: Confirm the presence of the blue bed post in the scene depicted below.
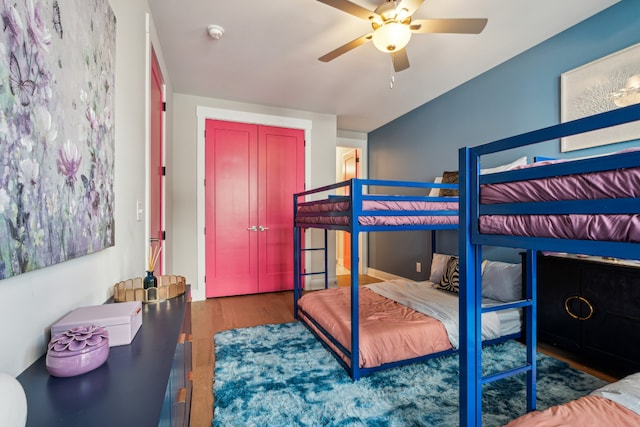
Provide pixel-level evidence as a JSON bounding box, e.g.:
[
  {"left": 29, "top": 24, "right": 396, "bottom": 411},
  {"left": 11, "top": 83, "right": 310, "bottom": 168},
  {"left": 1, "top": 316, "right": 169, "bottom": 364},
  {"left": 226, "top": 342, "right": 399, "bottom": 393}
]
[
  {"left": 525, "top": 249, "right": 538, "bottom": 412},
  {"left": 293, "top": 193, "right": 301, "bottom": 319},
  {"left": 459, "top": 147, "right": 482, "bottom": 427},
  {"left": 351, "top": 179, "right": 361, "bottom": 380}
]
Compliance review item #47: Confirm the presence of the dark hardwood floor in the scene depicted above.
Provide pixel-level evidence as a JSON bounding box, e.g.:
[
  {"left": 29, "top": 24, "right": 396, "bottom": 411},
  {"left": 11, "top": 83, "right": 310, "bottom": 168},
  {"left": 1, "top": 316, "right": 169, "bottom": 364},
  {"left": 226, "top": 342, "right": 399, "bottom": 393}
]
[{"left": 189, "top": 275, "right": 616, "bottom": 426}]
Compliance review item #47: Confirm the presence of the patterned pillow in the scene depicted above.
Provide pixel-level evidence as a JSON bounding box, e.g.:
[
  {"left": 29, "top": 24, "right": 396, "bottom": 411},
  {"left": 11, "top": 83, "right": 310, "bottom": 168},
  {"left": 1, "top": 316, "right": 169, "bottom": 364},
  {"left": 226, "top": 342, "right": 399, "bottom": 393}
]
[
  {"left": 437, "top": 256, "right": 459, "bottom": 294},
  {"left": 439, "top": 171, "right": 459, "bottom": 197}
]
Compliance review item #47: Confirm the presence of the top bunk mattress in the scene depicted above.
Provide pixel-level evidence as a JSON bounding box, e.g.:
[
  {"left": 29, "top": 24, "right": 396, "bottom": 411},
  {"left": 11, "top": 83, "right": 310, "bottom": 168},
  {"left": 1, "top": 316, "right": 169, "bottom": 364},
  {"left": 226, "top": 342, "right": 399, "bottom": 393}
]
[
  {"left": 296, "top": 198, "right": 458, "bottom": 227},
  {"left": 478, "top": 151, "right": 640, "bottom": 243}
]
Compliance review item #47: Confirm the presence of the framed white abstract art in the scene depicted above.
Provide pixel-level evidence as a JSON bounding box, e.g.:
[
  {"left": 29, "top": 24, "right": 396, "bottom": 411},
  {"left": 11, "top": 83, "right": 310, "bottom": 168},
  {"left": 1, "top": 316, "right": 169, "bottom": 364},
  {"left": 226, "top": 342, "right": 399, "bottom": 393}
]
[{"left": 561, "top": 42, "right": 640, "bottom": 152}]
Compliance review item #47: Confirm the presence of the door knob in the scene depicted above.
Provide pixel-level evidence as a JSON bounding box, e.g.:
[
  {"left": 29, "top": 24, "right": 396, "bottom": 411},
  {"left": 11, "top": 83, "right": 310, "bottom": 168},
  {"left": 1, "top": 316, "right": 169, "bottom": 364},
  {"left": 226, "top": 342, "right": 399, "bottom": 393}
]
[
  {"left": 259, "top": 226, "right": 269, "bottom": 231},
  {"left": 247, "top": 226, "right": 257, "bottom": 232}
]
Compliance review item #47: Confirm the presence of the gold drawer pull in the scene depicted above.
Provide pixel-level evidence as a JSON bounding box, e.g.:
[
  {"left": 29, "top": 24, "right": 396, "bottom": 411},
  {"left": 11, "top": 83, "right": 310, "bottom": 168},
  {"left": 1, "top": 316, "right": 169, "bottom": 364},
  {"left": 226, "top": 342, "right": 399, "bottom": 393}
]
[
  {"left": 564, "top": 296, "right": 594, "bottom": 321},
  {"left": 176, "top": 387, "right": 187, "bottom": 403}
]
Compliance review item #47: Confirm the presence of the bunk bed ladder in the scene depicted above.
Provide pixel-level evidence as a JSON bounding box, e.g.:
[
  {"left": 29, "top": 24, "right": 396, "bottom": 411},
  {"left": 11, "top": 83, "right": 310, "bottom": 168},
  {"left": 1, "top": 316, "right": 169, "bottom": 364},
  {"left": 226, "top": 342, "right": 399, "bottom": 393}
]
[
  {"left": 459, "top": 147, "right": 538, "bottom": 427},
  {"left": 293, "top": 228, "right": 329, "bottom": 319},
  {"left": 480, "top": 249, "right": 538, "bottom": 408}
]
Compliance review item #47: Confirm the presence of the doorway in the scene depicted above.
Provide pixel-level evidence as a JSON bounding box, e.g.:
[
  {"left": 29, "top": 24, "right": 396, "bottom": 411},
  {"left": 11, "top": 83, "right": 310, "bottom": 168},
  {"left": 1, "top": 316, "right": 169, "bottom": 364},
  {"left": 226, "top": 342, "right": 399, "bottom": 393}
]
[{"left": 336, "top": 146, "right": 363, "bottom": 276}]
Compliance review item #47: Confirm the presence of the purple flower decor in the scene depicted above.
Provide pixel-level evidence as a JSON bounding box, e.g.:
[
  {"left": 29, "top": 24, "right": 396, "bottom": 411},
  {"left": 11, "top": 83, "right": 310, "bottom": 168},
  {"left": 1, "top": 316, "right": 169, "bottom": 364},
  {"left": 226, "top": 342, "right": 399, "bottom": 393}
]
[
  {"left": 0, "top": 0, "right": 116, "bottom": 279},
  {"left": 46, "top": 325, "right": 110, "bottom": 377}
]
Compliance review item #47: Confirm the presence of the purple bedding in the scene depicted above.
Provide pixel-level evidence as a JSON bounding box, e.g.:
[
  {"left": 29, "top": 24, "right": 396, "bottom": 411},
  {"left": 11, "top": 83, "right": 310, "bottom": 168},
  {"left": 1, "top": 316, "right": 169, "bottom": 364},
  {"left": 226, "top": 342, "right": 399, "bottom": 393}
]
[
  {"left": 296, "top": 199, "right": 458, "bottom": 226},
  {"left": 480, "top": 166, "right": 640, "bottom": 204},
  {"left": 478, "top": 153, "right": 640, "bottom": 242}
]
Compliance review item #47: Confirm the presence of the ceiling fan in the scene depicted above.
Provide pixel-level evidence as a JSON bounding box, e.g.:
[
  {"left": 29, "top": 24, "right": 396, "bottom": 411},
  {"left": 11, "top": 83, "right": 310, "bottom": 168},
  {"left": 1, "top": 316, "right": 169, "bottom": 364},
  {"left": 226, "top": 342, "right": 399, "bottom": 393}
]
[{"left": 317, "top": 0, "right": 487, "bottom": 72}]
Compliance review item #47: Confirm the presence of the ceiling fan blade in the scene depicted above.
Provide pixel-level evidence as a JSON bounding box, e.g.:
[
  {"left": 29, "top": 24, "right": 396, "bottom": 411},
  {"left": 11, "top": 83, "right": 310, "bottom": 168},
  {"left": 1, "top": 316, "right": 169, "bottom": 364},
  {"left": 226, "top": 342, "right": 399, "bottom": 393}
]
[
  {"left": 392, "top": 48, "right": 410, "bottom": 72},
  {"left": 319, "top": 33, "right": 373, "bottom": 62},
  {"left": 410, "top": 18, "right": 488, "bottom": 34},
  {"left": 395, "top": 0, "right": 424, "bottom": 19},
  {"left": 316, "top": 0, "right": 379, "bottom": 21}
]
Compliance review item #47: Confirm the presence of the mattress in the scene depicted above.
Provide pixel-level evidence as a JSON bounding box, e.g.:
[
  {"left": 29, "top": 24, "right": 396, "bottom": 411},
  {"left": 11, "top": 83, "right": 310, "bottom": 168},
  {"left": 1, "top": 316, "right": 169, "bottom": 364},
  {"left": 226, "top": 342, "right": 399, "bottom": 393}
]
[
  {"left": 296, "top": 198, "right": 458, "bottom": 226},
  {"left": 297, "top": 280, "right": 521, "bottom": 368},
  {"left": 478, "top": 152, "right": 640, "bottom": 242}
]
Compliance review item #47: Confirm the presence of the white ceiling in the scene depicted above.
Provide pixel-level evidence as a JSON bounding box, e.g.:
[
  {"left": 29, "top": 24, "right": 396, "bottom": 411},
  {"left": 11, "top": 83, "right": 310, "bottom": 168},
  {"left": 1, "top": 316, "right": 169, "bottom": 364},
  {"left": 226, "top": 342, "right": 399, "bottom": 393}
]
[{"left": 147, "top": 0, "right": 619, "bottom": 133}]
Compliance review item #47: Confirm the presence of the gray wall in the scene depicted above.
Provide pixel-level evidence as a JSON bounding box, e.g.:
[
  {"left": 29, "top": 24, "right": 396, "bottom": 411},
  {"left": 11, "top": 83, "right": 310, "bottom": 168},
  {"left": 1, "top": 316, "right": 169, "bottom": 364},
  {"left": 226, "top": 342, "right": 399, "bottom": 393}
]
[{"left": 368, "top": 1, "right": 640, "bottom": 280}]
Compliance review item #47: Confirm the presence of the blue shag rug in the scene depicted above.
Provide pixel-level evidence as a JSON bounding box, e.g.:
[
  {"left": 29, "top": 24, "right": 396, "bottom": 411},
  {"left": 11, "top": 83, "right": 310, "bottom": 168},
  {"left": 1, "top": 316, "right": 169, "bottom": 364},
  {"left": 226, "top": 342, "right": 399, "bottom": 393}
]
[{"left": 213, "top": 322, "right": 607, "bottom": 426}]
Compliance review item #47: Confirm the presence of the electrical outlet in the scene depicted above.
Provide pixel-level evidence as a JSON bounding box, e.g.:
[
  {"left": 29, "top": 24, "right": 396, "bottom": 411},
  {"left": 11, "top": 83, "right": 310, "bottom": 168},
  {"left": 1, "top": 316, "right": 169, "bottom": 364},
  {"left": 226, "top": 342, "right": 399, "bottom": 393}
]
[{"left": 416, "top": 262, "right": 421, "bottom": 273}]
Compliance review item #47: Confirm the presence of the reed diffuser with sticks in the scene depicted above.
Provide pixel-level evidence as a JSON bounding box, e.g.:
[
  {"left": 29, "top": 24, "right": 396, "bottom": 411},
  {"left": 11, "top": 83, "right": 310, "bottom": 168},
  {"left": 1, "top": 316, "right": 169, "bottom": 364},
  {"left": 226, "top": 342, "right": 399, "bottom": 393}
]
[{"left": 144, "top": 245, "right": 162, "bottom": 289}]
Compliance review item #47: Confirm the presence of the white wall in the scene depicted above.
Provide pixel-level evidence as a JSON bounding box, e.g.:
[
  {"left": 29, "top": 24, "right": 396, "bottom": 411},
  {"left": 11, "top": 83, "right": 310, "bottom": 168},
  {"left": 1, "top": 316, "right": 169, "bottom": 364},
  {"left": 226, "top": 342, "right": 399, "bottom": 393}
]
[
  {"left": 170, "top": 94, "right": 338, "bottom": 300},
  {"left": 0, "top": 0, "right": 169, "bottom": 376}
]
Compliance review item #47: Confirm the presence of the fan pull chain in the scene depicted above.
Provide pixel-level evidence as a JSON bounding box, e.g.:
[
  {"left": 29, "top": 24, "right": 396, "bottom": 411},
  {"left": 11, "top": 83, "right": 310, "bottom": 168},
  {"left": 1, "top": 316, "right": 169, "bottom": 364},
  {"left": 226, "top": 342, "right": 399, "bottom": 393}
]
[{"left": 389, "top": 55, "right": 395, "bottom": 89}]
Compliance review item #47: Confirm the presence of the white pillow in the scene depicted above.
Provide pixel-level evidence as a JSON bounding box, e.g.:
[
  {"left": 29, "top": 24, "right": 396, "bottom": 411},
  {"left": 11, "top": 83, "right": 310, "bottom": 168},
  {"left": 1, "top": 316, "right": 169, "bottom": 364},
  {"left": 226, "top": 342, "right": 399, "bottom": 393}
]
[
  {"left": 481, "top": 260, "right": 522, "bottom": 302},
  {"left": 591, "top": 372, "right": 640, "bottom": 415},
  {"left": 480, "top": 156, "right": 527, "bottom": 175},
  {"left": 428, "top": 177, "right": 443, "bottom": 197},
  {"left": 429, "top": 253, "right": 452, "bottom": 283}
]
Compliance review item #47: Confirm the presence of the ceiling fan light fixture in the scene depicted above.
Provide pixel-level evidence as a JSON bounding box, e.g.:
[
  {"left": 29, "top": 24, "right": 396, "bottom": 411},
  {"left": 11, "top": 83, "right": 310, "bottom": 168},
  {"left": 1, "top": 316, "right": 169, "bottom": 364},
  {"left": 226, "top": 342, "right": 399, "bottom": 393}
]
[{"left": 372, "top": 22, "right": 411, "bottom": 53}]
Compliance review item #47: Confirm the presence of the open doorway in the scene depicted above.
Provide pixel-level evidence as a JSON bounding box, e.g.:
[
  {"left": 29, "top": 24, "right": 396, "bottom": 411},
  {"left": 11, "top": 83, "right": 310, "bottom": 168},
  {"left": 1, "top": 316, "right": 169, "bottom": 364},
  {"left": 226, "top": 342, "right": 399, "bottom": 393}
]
[{"left": 336, "top": 147, "right": 361, "bottom": 276}]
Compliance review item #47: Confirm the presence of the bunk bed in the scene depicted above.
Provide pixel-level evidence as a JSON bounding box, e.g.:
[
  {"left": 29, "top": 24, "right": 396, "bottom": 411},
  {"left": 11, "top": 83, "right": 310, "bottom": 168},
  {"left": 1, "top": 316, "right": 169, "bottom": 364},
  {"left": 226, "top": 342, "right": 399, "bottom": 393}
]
[
  {"left": 294, "top": 178, "right": 459, "bottom": 379},
  {"left": 293, "top": 178, "right": 522, "bottom": 379},
  {"left": 458, "top": 102, "right": 640, "bottom": 427}
]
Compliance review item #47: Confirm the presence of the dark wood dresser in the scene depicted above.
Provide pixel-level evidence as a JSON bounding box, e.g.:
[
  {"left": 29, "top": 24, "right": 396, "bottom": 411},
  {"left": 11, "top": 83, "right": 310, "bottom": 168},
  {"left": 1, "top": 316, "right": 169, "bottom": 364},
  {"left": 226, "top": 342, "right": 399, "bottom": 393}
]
[
  {"left": 537, "top": 254, "right": 640, "bottom": 378},
  {"left": 17, "top": 290, "right": 192, "bottom": 427}
]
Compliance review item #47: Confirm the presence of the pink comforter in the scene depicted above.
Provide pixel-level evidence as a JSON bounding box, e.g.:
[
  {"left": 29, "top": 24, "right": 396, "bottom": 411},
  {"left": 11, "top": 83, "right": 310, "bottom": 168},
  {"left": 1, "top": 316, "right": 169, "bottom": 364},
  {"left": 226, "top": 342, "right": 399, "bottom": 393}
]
[
  {"left": 505, "top": 395, "right": 640, "bottom": 427},
  {"left": 297, "top": 287, "right": 452, "bottom": 368}
]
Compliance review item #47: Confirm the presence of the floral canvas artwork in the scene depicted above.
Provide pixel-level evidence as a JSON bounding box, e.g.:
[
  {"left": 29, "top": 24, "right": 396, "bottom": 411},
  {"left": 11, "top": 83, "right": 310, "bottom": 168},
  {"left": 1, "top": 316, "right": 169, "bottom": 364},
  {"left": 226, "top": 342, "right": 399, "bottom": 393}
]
[{"left": 0, "top": 0, "right": 116, "bottom": 279}]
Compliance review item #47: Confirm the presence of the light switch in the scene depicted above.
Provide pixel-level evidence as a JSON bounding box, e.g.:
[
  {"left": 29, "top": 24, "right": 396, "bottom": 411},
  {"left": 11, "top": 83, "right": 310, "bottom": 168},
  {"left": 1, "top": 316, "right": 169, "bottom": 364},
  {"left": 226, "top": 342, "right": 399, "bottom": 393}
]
[{"left": 136, "top": 200, "right": 143, "bottom": 222}]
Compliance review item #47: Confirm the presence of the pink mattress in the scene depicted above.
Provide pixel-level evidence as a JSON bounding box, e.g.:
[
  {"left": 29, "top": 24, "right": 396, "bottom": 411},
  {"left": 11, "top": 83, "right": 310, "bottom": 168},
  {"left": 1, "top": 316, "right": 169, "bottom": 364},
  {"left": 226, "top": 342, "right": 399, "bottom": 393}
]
[
  {"left": 297, "top": 287, "right": 452, "bottom": 368},
  {"left": 478, "top": 161, "right": 640, "bottom": 242},
  {"left": 504, "top": 395, "right": 640, "bottom": 427},
  {"left": 296, "top": 199, "right": 458, "bottom": 227}
]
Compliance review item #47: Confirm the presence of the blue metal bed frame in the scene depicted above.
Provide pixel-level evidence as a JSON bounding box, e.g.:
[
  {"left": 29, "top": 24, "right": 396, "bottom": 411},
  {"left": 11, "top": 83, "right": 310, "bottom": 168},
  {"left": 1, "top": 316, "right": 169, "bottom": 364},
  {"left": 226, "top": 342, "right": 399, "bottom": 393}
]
[
  {"left": 293, "top": 178, "right": 459, "bottom": 379},
  {"left": 459, "top": 103, "right": 640, "bottom": 426}
]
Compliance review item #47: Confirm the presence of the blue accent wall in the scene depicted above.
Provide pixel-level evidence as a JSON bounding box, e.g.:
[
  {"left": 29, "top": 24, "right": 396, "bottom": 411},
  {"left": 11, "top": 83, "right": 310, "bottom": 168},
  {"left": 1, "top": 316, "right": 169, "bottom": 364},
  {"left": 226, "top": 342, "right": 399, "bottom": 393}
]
[{"left": 368, "top": 1, "right": 640, "bottom": 280}]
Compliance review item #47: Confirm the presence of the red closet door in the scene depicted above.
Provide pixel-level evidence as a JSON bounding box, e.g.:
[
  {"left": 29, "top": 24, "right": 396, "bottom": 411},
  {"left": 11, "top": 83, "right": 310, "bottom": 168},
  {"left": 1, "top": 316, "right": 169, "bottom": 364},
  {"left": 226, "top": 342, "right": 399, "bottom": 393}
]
[
  {"left": 149, "top": 50, "right": 164, "bottom": 273},
  {"left": 205, "top": 120, "right": 259, "bottom": 297},
  {"left": 258, "top": 126, "right": 305, "bottom": 292},
  {"left": 205, "top": 120, "right": 304, "bottom": 297}
]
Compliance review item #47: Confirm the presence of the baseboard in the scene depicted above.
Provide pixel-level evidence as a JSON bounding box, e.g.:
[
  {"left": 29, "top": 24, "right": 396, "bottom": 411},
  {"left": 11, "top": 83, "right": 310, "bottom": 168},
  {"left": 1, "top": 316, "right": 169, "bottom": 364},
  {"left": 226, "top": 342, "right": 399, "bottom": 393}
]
[{"left": 366, "top": 268, "right": 408, "bottom": 282}]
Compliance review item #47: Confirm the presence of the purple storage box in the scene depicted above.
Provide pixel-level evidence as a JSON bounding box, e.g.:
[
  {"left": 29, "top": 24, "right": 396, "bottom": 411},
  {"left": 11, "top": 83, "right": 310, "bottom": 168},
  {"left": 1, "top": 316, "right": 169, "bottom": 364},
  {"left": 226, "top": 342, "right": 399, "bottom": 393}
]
[
  {"left": 52, "top": 301, "right": 142, "bottom": 347},
  {"left": 46, "top": 325, "right": 109, "bottom": 377}
]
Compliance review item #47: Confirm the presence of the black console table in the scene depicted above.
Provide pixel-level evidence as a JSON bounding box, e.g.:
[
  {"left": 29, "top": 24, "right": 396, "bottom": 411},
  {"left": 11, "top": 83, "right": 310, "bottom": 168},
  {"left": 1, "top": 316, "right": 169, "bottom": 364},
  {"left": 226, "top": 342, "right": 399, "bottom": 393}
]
[
  {"left": 537, "top": 254, "right": 640, "bottom": 378},
  {"left": 17, "top": 290, "right": 192, "bottom": 427}
]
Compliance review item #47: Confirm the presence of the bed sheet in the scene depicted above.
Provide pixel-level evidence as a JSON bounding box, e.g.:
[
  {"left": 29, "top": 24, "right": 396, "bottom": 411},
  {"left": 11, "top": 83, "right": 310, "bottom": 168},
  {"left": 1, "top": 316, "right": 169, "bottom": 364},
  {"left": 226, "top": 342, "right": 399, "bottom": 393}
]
[{"left": 479, "top": 214, "right": 640, "bottom": 243}]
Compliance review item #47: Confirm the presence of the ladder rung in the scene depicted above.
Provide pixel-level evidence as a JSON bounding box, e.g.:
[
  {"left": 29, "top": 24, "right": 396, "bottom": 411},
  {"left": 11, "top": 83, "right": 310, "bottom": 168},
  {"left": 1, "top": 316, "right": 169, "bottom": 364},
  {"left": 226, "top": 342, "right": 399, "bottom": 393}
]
[
  {"left": 482, "top": 299, "right": 532, "bottom": 313},
  {"left": 302, "top": 272, "right": 325, "bottom": 276},
  {"left": 482, "top": 363, "right": 532, "bottom": 385}
]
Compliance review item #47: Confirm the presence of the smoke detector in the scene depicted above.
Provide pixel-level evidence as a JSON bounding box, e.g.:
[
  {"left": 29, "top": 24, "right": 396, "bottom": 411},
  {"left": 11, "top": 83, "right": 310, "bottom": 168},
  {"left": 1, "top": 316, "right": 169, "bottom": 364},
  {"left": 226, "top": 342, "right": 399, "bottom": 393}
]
[{"left": 207, "top": 24, "right": 224, "bottom": 40}]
